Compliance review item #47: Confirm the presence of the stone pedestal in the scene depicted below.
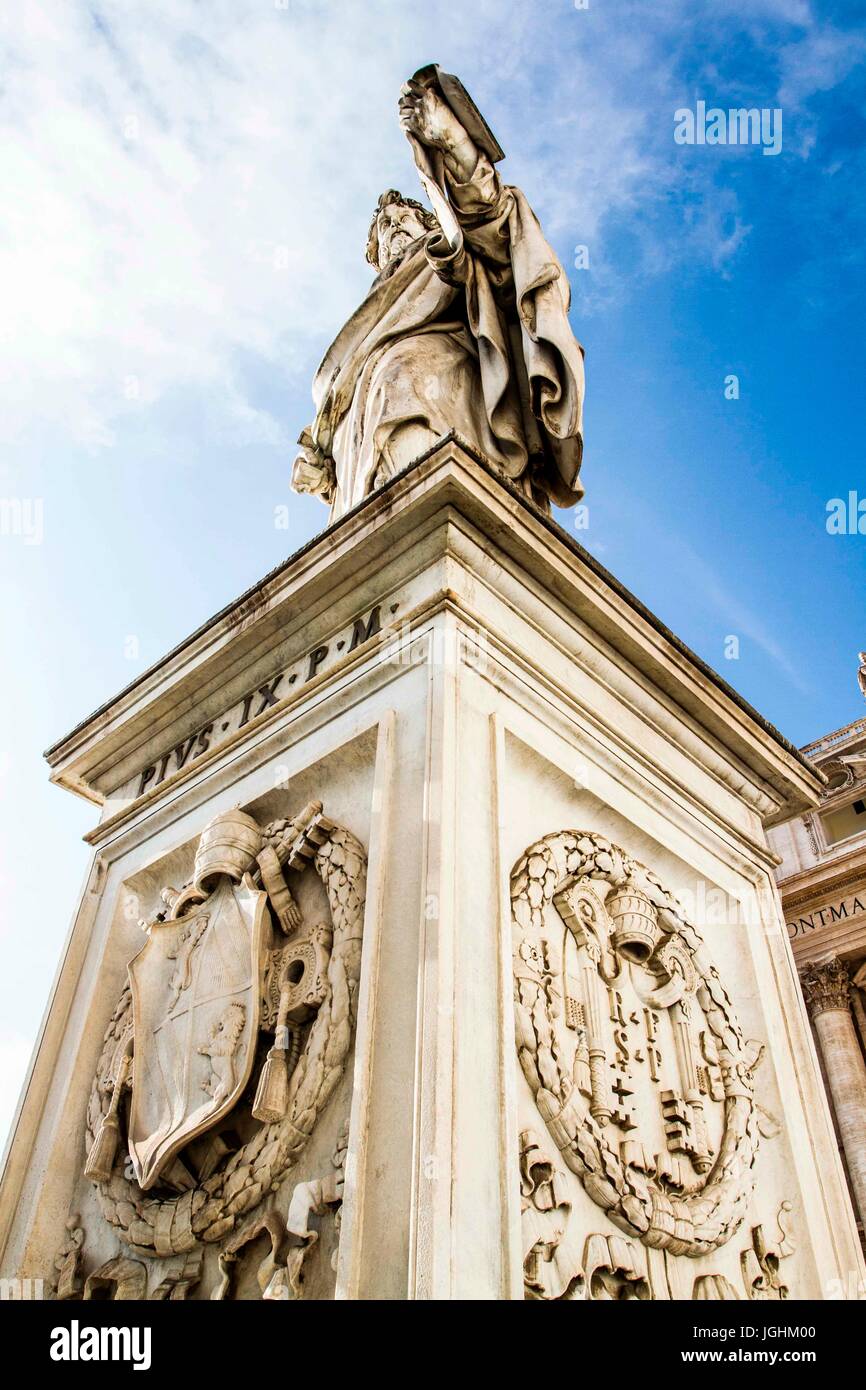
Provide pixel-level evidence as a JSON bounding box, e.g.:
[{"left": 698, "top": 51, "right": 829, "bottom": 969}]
[{"left": 1, "top": 440, "right": 863, "bottom": 1300}]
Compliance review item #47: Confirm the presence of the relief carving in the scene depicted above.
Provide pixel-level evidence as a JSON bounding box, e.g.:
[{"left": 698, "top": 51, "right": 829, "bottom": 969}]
[
  {"left": 520, "top": 1129, "right": 650, "bottom": 1299},
  {"left": 198, "top": 1003, "right": 246, "bottom": 1107},
  {"left": 512, "top": 831, "right": 769, "bottom": 1271},
  {"left": 150, "top": 1251, "right": 203, "bottom": 1300},
  {"left": 740, "top": 1201, "right": 794, "bottom": 1300},
  {"left": 82, "top": 799, "right": 365, "bottom": 1270},
  {"left": 84, "top": 1257, "right": 148, "bottom": 1301},
  {"left": 520, "top": 1129, "right": 585, "bottom": 1300},
  {"left": 583, "top": 1232, "right": 650, "bottom": 1300},
  {"left": 209, "top": 1202, "right": 291, "bottom": 1301},
  {"left": 692, "top": 1273, "right": 740, "bottom": 1300},
  {"left": 50, "top": 1214, "right": 86, "bottom": 1301}
]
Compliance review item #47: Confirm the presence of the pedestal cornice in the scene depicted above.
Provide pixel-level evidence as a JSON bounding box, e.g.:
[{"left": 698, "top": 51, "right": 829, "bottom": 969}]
[{"left": 44, "top": 438, "right": 824, "bottom": 834}]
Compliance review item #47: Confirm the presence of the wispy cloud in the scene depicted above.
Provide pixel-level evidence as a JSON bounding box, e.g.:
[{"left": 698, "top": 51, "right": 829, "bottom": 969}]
[
  {"left": 658, "top": 529, "right": 812, "bottom": 695},
  {"left": 0, "top": 1, "right": 863, "bottom": 458},
  {"left": 777, "top": 25, "right": 866, "bottom": 106}
]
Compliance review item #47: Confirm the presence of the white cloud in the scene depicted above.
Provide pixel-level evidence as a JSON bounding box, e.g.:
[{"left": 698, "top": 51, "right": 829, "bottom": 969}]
[
  {"left": 0, "top": 2, "right": 419, "bottom": 451},
  {"left": 777, "top": 26, "right": 866, "bottom": 107},
  {"left": 0, "top": 1, "right": 862, "bottom": 456},
  {"left": 0, "top": 1, "right": 731, "bottom": 453}
]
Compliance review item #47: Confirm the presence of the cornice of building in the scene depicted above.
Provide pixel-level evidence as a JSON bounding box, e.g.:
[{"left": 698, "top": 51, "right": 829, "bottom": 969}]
[
  {"left": 777, "top": 841, "right": 866, "bottom": 908},
  {"left": 801, "top": 717, "right": 866, "bottom": 763}
]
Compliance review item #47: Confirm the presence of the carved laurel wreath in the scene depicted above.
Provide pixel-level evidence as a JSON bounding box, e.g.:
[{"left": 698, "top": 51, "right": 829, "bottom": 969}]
[
  {"left": 512, "top": 830, "right": 760, "bottom": 1258},
  {"left": 85, "top": 820, "right": 365, "bottom": 1258}
]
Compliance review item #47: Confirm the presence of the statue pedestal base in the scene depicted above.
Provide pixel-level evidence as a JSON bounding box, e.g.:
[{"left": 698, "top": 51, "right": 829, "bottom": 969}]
[{"left": 2, "top": 439, "right": 862, "bottom": 1300}]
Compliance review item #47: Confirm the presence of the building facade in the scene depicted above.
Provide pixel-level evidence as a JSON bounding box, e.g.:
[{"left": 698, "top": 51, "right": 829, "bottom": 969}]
[{"left": 769, "top": 687, "right": 866, "bottom": 1249}]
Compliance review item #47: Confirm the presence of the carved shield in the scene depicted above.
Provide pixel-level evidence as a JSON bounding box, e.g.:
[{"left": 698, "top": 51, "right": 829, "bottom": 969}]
[{"left": 127, "top": 875, "right": 269, "bottom": 1191}]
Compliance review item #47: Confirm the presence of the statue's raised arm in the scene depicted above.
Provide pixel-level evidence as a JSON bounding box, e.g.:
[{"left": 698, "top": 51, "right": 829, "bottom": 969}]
[
  {"left": 398, "top": 74, "right": 481, "bottom": 187},
  {"left": 292, "top": 65, "right": 585, "bottom": 522}
]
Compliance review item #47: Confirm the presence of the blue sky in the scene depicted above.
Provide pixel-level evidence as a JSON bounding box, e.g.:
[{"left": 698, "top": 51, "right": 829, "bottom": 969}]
[{"left": 0, "top": 0, "right": 864, "bottom": 1144}]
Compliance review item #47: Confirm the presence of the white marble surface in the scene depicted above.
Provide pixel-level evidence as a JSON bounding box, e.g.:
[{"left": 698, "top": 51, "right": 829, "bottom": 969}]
[{"left": 2, "top": 440, "right": 861, "bottom": 1299}]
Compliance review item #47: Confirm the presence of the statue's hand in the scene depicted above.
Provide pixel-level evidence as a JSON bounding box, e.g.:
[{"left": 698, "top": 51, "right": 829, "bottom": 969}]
[
  {"left": 398, "top": 79, "right": 466, "bottom": 154},
  {"left": 291, "top": 431, "right": 336, "bottom": 505}
]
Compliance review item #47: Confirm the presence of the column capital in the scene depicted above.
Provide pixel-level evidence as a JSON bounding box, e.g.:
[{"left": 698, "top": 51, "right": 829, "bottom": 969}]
[{"left": 800, "top": 957, "right": 852, "bottom": 1018}]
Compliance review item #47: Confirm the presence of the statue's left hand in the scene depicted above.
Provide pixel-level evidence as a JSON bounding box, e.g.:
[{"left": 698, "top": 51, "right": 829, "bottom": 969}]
[
  {"left": 291, "top": 431, "right": 336, "bottom": 505},
  {"left": 398, "top": 79, "right": 466, "bottom": 153},
  {"left": 399, "top": 78, "right": 479, "bottom": 184}
]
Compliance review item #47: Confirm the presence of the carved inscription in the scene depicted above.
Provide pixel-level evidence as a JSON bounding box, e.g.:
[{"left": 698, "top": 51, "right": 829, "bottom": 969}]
[{"left": 132, "top": 602, "right": 387, "bottom": 800}]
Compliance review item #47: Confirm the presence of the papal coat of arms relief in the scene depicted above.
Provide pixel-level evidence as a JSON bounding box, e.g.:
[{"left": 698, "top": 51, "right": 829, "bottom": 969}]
[
  {"left": 76, "top": 800, "right": 365, "bottom": 1301},
  {"left": 512, "top": 830, "right": 794, "bottom": 1302}
]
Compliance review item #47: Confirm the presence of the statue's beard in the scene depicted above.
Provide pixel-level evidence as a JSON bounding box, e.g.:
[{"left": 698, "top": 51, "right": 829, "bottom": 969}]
[
  {"left": 380, "top": 225, "right": 427, "bottom": 269},
  {"left": 385, "top": 231, "right": 412, "bottom": 260}
]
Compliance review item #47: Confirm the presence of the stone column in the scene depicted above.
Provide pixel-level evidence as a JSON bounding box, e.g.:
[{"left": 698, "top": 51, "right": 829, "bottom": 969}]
[
  {"left": 852, "top": 963, "right": 866, "bottom": 1057},
  {"left": 801, "top": 958, "right": 866, "bottom": 1228}
]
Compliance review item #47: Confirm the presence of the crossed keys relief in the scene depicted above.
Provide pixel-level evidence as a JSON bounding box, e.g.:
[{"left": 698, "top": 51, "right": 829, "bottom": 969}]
[
  {"left": 82, "top": 800, "right": 366, "bottom": 1268},
  {"left": 512, "top": 830, "right": 782, "bottom": 1289}
]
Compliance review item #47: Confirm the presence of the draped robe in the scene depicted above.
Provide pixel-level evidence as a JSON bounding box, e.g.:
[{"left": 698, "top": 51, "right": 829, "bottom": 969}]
[{"left": 308, "top": 153, "right": 585, "bottom": 521}]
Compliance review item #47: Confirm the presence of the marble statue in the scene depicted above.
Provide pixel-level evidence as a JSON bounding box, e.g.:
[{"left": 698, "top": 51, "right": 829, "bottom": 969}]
[
  {"left": 858, "top": 650, "right": 866, "bottom": 701},
  {"left": 291, "top": 65, "right": 586, "bottom": 521}
]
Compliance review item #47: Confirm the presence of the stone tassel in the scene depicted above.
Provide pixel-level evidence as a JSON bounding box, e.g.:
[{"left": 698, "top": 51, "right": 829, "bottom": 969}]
[
  {"left": 84, "top": 1049, "right": 131, "bottom": 1183},
  {"left": 253, "top": 990, "right": 298, "bottom": 1123}
]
